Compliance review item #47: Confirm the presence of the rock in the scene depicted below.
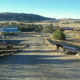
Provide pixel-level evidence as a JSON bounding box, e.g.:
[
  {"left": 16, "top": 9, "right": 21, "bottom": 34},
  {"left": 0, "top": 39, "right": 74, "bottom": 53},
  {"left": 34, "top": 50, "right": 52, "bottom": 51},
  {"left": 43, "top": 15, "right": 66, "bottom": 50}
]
[{"left": 76, "top": 52, "right": 80, "bottom": 56}]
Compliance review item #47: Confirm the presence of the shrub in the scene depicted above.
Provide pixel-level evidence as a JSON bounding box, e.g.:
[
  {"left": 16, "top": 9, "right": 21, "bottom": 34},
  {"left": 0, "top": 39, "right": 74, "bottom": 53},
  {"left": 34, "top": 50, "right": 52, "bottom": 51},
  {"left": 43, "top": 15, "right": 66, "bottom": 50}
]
[{"left": 52, "top": 29, "right": 65, "bottom": 40}]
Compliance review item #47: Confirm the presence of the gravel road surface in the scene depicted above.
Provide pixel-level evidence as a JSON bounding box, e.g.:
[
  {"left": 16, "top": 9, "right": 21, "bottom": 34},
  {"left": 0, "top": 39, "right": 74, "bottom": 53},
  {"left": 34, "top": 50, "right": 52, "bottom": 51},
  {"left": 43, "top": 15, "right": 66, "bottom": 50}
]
[{"left": 0, "top": 32, "right": 80, "bottom": 80}]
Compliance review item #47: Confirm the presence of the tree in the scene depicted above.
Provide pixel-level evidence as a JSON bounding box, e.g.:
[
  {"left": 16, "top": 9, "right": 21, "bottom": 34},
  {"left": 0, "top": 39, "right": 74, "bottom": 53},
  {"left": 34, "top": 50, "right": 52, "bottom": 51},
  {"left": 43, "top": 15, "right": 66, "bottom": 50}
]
[
  {"left": 52, "top": 29, "right": 65, "bottom": 40},
  {"left": 46, "top": 24, "right": 54, "bottom": 33},
  {"left": 18, "top": 24, "right": 43, "bottom": 32}
]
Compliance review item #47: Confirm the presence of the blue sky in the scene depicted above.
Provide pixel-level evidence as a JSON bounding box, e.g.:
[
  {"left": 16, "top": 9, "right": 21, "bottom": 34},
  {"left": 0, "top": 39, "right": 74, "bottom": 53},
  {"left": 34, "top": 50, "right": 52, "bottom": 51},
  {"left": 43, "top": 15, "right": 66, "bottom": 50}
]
[{"left": 0, "top": 0, "right": 80, "bottom": 19}]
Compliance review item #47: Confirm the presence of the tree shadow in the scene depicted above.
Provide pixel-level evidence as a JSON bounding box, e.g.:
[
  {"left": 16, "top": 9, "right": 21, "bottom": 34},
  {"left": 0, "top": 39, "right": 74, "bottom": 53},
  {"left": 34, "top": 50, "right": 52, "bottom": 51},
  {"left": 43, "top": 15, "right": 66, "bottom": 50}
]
[
  {"left": 0, "top": 54, "right": 80, "bottom": 65},
  {"left": 0, "top": 40, "right": 28, "bottom": 45},
  {"left": 20, "top": 50, "right": 55, "bottom": 53},
  {"left": 0, "top": 53, "right": 80, "bottom": 80}
]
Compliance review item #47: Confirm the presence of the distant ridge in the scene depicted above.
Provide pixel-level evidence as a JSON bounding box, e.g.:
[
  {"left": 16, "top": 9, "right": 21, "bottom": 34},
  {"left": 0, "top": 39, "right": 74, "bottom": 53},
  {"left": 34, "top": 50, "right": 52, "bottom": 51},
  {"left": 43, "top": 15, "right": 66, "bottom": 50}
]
[{"left": 0, "top": 12, "right": 55, "bottom": 22}]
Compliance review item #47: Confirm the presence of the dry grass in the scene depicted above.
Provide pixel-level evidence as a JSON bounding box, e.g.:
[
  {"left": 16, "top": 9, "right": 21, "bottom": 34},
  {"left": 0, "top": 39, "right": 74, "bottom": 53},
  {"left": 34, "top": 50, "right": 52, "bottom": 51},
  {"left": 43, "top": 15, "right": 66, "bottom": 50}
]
[
  {"left": 0, "top": 20, "right": 80, "bottom": 48},
  {"left": 63, "top": 30, "right": 80, "bottom": 50},
  {"left": 0, "top": 20, "right": 80, "bottom": 28}
]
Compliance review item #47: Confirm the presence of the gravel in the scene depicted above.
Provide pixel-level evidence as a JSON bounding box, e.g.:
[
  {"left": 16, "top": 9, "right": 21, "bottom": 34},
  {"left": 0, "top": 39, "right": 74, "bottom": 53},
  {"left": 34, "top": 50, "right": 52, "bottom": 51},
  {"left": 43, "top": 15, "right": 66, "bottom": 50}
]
[{"left": 0, "top": 32, "right": 80, "bottom": 80}]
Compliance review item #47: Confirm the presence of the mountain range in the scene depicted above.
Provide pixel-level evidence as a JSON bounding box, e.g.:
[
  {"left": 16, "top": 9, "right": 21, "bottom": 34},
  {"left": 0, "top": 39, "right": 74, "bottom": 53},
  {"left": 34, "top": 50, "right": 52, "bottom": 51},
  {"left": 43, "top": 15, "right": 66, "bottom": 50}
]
[{"left": 0, "top": 12, "right": 55, "bottom": 22}]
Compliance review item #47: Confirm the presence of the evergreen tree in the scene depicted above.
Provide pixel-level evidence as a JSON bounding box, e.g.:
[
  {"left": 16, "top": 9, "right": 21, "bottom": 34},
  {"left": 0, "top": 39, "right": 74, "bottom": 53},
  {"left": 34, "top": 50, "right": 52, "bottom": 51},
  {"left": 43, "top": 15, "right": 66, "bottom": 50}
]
[
  {"left": 46, "top": 24, "right": 54, "bottom": 33},
  {"left": 52, "top": 29, "right": 65, "bottom": 40}
]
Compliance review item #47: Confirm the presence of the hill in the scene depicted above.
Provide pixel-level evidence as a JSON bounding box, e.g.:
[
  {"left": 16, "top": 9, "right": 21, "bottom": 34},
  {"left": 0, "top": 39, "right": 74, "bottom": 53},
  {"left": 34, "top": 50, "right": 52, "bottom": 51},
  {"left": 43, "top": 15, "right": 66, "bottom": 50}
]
[{"left": 0, "top": 12, "right": 55, "bottom": 22}]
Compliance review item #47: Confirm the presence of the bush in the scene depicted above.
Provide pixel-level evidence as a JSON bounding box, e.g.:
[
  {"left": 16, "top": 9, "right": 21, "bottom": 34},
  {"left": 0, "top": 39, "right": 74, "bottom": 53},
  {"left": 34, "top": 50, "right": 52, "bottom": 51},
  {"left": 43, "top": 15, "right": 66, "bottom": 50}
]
[{"left": 52, "top": 29, "right": 65, "bottom": 40}]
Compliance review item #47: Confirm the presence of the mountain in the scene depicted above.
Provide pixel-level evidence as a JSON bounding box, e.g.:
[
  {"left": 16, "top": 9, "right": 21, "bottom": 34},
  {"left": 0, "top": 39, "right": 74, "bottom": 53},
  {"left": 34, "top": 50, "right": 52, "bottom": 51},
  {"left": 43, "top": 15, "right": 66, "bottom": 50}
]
[{"left": 0, "top": 12, "right": 55, "bottom": 22}]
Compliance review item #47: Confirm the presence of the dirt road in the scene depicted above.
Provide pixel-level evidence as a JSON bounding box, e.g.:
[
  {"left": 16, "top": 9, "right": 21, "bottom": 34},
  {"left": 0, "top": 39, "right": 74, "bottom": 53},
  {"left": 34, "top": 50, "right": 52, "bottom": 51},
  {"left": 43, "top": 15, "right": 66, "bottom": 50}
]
[{"left": 0, "top": 32, "right": 80, "bottom": 80}]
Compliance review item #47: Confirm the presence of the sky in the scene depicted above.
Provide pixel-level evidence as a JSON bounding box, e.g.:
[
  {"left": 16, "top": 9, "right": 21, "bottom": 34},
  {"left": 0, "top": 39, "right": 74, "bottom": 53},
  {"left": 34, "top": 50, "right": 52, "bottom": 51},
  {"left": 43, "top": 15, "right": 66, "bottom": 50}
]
[{"left": 0, "top": 0, "right": 80, "bottom": 19}]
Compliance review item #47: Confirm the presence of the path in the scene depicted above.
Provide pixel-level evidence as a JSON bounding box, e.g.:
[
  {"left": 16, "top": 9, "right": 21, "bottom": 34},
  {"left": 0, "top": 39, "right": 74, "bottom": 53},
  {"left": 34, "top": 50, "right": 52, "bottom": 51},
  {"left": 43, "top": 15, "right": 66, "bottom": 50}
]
[{"left": 0, "top": 32, "right": 80, "bottom": 80}]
